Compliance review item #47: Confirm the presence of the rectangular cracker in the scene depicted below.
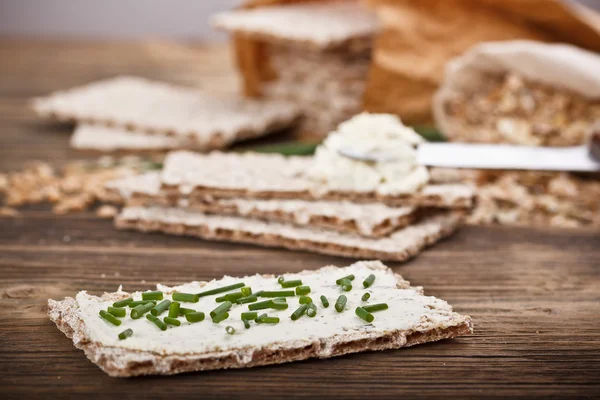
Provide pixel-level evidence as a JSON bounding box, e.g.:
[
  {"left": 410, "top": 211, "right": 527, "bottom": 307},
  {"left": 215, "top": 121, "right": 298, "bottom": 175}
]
[
  {"left": 47, "top": 260, "right": 472, "bottom": 377},
  {"left": 115, "top": 206, "right": 464, "bottom": 261},
  {"left": 212, "top": 1, "right": 379, "bottom": 51},
  {"left": 32, "top": 76, "right": 300, "bottom": 149},
  {"left": 70, "top": 124, "right": 195, "bottom": 152},
  {"left": 161, "top": 151, "right": 476, "bottom": 208},
  {"left": 105, "top": 172, "right": 418, "bottom": 238}
]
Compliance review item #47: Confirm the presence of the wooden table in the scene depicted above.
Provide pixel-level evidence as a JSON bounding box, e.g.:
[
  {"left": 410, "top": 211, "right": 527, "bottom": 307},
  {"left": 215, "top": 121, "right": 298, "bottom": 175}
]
[{"left": 1, "top": 39, "right": 599, "bottom": 399}]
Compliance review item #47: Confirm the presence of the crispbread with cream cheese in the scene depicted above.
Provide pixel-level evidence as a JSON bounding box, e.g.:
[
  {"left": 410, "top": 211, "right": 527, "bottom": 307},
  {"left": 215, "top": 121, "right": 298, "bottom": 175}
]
[
  {"left": 161, "top": 151, "right": 475, "bottom": 208},
  {"left": 104, "top": 172, "right": 418, "bottom": 237},
  {"left": 32, "top": 76, "right": 300, "bottom": 148},
  {"left": 212, "top": 1, "right": 378, "bottom": 51},
  {"left": 115, "top": 206, "right": 463, "bottom": 261},
  {"left": 48, "top": 260, "right": 472, "bottom": 377}
]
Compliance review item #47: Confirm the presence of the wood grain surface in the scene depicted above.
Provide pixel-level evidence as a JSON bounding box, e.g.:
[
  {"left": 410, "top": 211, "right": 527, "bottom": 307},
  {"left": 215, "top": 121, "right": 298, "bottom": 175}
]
[{"left": 1, "top": 39, "right": 599, "bottom": 399}]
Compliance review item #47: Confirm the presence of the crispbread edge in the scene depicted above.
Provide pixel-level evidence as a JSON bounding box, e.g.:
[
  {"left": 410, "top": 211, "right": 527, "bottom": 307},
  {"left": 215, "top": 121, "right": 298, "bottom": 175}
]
[
  {"left": 114, "top": 209, "right": 465, "bottom": 262},
  {"left": 48, "top": 261, "right": 473, "bottom": 377}
]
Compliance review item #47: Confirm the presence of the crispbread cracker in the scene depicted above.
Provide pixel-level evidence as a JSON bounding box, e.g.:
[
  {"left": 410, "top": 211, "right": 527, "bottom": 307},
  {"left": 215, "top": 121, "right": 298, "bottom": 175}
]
[
  {"left": 105, "top": 172, "right": 418, "bottom": 237},
  {"left": 212, "top": 1, "right": 378, "bottom": 51},
  {"left": 33, "top": 76, "right": 300, "bottom": 148},
  {"left": 161, "top": 151, "right": 476, "bottom": 208},
  {"left": 115, "top": 206, "right": 464, "bottom": 261},
  {"left": 70, "top": 124, "right": 195, "bottom": 152},
  {"left": 48, "top": 260, "right": 472, "bottom": 377}
]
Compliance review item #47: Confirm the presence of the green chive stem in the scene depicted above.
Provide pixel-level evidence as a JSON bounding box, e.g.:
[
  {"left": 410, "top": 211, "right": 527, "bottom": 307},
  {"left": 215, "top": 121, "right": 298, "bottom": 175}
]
[
  {"left": 168, "top": 302, "right": 181, "bottom": 318},
  {"left": 363, "top": 274, "right": 376, "bottom": 288},
  {"left": 248, "top": 300, "right": 288, "bottom": 311},
  {"left": 130, "top": 302, "right": 155, "bottom": 319},
  {"left": 340, "top": 279, "right": 352, "bottom": 292},
  {"left": 146, "top": 314, "right": 167, "bottom": 331},
  {"left": 185, "top": 312, "right": 205, "bottom": 323},
  {"left": 307, "top": 303, "right": 317, "bottom": 318},
  {"left": 277, "top": 276, "right": 285, "bottom": 284},
  {"left": 226, "top": 326, "right": 236, "bottom": 335},
  {"left": 112, "top": 298, "right": 133, "bottom": 308},
  {"left": 216, "top": 292, "right": 244, "bottom": 303},
  {"left": 142, "top": 291, "right": 163, "bottom": 301},
  {"left": 129, "top": 300, "right": 156, "bottom": 307},
  {"left": 362, "top": 303, "right": 389, "bottom": 313},
  {"left": 212, "top": 312, "right": 230, "bottom": 323},
  {"left": 164, "top": 317, "right": 181, "bottom": 326},
  {"left": 299, "top": 296, "right": 313, "bottom": 304},
  {"left": 320, "top": 295, "right": 329, "bottom": 308},
  {"left": 151, "top": 299, "right": 172, "bottom": 316},
  {"left": 241, "top": 312, "right": 258, "bottom": 320},
  {"left": 242, "top": 318, "right": 251, "bottom": 329},
  {"left": 335, "top": 295, "right": 347, "bottom": 312},
  {"left": 237, "top": 295, "right": 258, "bottom": 304},
  {"left": 118, "top": 328, "right": 133, "bottom": 340},
  {"left": 355, "top": 307, "right": 375, "bottom": 322},
  {"left": 179, "top": 307, "right": 195, "bottom": 316},
  {"left": 172, "top": 292, "right": 199, "bottom": 303},
  {"left": 107, "top": 306, "right": 126, "bottom": 318},
  {"left": 99, "top": 310, "right": 122, "bottom": 326},
  {"left": 291, "top": 304, "right": 308, "bottom": 321},
  {"left": 336, "top": 275, "right": 355, "bottom": 285},
  {"left": 281, "top": 279, "right": 302, "bottom": 288},
  {"left": 210, "top": 301, "right": 233, "bottom": 318},
  {"left": 295, "top": 286, "right": 311, "bottom": 295},
  {"left": 241, "top": 287, "right": 252, "bottom": 297},
  {"left": 256, "top": 314, "right": 280, "bottom": 324},
  {"left": 259, "top": 290, "right": 295, "bottom": 298},
  {"left": 196, "top": 282, "right": 245, "bottom": 297},
  {"left": 362, "top": 292, "right": 371, "bottom": 301}
]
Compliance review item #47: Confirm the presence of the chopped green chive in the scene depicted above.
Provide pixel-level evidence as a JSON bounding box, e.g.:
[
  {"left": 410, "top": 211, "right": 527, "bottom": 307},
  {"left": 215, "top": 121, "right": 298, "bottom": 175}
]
[
  {"left": 129, "top": 300, "right": 156, "bottom": 307},
  {"left": 179, "top": 307, "right": 195, "bottom": 316},
  {"left": 118, "top": 328, "right": 133, "bottom": 340},
  {"left": 130, "top": 302, "right": 155, "bottom": 319},
  {"left": 196, "top": 282, "right": 245, "bottom": 297},
  {"left": 216, "top": 292, "right": 244, "bottom": 303},
  {"left": 290, "top": 304, "right": 308, "bottom": 321},
  {"left": 273, "top": 298, "right": 287, "bottom": 303},
  {"left": 320, "top": 295, "right": 329, "bottom": 308},
  {"left": 212, "top": 312, "right": 230, "bottom": 323},
  {"left": 248, "top": 299, "right": 288, "bottom": 311},
  {"left": 142, "top": 291, "right": 163, "bottom": 301},
  {"left": 241, "top": 312, "right": 258, "bottom": 320},
  {"left": 237, "top": 295, "right": 258, "bottom": 304},
  {"left": 99, "top": 310, "right": 122, "bottom": 326},
  {"left": 107, "top": 306, "right": 126, "bottom": 318},
  {"left": 295, "top": 286, "right": 311, "bottom": 295},
  {"left": 363, "top": 274, "right": 376, "bottom": 288},
  {"left": 226, "top": 326, "right": 236, "bottom": 335},
  {"left": 270, "top": 301, "right": 289, "bottom": 310},
  {"left": 340, "top": 278, "right": 352, "bottom": 292},
  {"left": 362, "top": 303, "right": 389, "bottom": 313},
  {"left": 172, "top": 292, "right": 199, "bottom": 303},
  {"left": 259, "top": 290, "right": 295, "bottom": 298},
  {"left": 210, "top": 301, "right": 233, "bottom": 318},
  {"left": 336, "top": 275, "right": 355, "bottom": 285},
  {"left": 355, "top": 307, "right": 375, "bottom": 322},
  {"left": 240, "top": 287, "right": 252, "bottom": 297},
  {"left": 306, "top": 303, "right": 317, "bottom": 318},
  {"left": 112, "top": 298, "right": 133, "bottom": 308},
  {"left": 151, "top": 299, "right": 172, "bottom": 316},
  {"left": 281, "top": 279, "right": 302, "bottom": 288},
  {"left": 185, "top": 312, "right": 205, "bottom": 323},
  {"left": 335, "top": 295, "right": 347, "bottom": 312},
  {"left": 299, "top": 296, "right": 313, "bottom": 304},
  {"left": 164, "top": 317, "right": 181, "bottom": 326},
  {"left": 168, "top": 302, "right": 181, "bottom": 318},
  {"left": 277, "top": 276, "right": 285, "bottom": 284},
  {"left": 242, "top": 318, "right": 251, "bottom": 329},
  {"left": 362, "top": 292, "right": 371, "bottom": 301},
  {"left": 256, "top": 314, "right": 280, "bottom": 324},
  {"left": 146, "top": 314, "right": 167, "bottom": 331}
]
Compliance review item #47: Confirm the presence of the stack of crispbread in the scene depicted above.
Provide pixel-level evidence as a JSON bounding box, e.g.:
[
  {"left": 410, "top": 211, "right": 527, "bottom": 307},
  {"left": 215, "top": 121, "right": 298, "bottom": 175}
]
[
  {"left": 213, "top": 1, "right": 379, "bottom": 138},
  {"left": 32, "top": 76, "right": 301, "bottom": 153},
  {"left": 105, "top": 113, "right": 475, "bottom": 261}
]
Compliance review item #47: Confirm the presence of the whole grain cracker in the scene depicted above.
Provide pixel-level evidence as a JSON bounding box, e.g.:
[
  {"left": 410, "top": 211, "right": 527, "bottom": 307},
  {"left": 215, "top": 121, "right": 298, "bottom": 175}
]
[{"left": 48, "top": 260, "right": 472, "bottom": 377}]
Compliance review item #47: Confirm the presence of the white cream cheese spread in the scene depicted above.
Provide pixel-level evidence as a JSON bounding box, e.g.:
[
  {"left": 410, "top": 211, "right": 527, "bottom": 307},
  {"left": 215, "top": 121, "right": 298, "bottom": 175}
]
[
  {"left": 308, "top": 113, "right": 430, "bottom": 195},
  {"left": 76, "top": 261, "right": 462, "bottom": 356}
]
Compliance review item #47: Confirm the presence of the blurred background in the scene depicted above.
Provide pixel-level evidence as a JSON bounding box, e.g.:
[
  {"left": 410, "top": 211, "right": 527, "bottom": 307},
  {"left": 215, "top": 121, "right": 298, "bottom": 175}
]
[{"left": 3, "top": 0, "right": 595, "bottom": 41}]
